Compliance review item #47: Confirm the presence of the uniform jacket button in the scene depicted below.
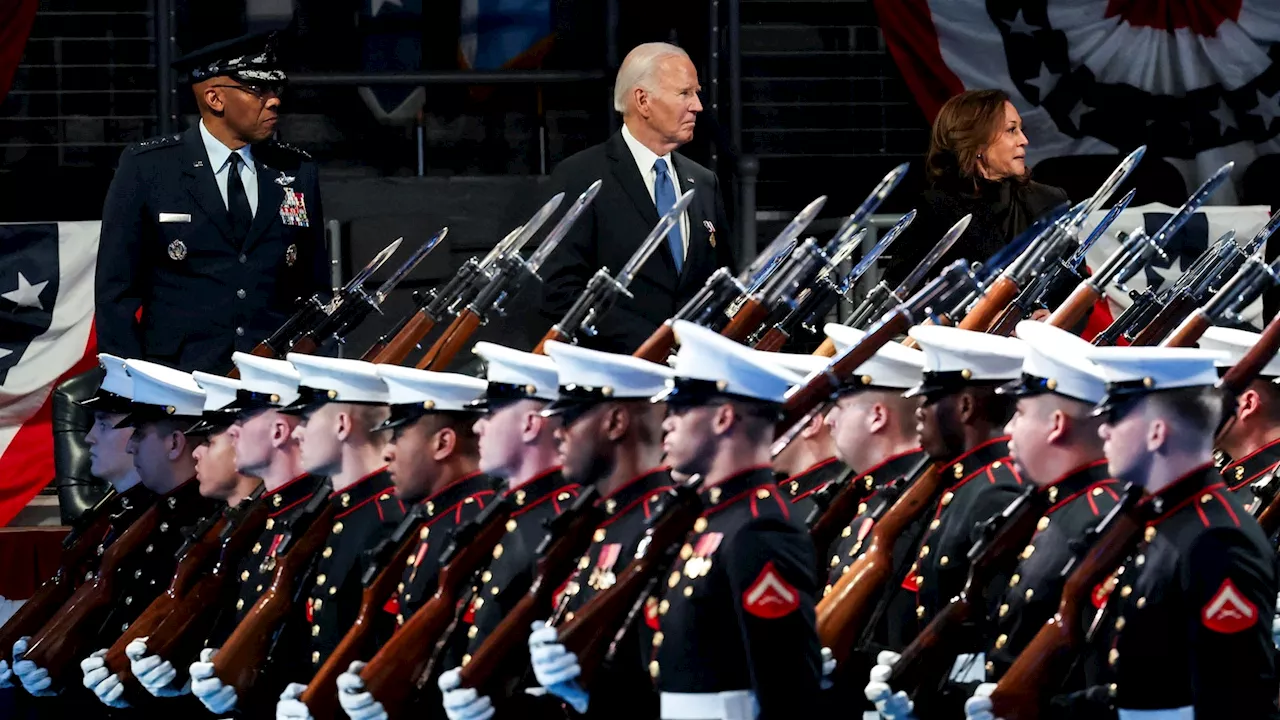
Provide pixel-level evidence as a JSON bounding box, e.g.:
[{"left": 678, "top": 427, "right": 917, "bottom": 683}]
[{"left": 236, "top": 289, "right": 246, "bottom": 299}]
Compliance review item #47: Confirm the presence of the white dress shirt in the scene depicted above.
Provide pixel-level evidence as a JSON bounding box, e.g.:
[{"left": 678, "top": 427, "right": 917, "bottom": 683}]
[
  {"left": 620, "top": 123, "right": 689, "bottom": 263},
  {"left": 199, "top": 119, "right": 258, "bottom": 218}
]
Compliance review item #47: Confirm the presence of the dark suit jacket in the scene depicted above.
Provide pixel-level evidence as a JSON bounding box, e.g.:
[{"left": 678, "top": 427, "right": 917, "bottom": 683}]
[
  {"left": 537, "top": 131, "right": 735, "bottom": 353},
  {"left": 95, "top": 126, "right": 328, "bottom": 373}
]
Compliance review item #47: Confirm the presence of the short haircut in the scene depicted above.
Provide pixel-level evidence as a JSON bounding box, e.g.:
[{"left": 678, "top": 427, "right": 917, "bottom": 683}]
[
  {"left": 613, "top": 42, "right": 692, "bottom": 113},
  {"left": 417, "top": 412, "right": 480, "bottom": 457},
  {"left": 1146, "top": 387, "right": 1223, "bottom": 443},
  {"left": 724, "top": 398, "right": 778, "bottom": 444},
  {"left": 967, "top": 385, "right": 1016, "bottom": 427},
  {"left": 348, "top": 404, "right": 391, "bottom": 442}
]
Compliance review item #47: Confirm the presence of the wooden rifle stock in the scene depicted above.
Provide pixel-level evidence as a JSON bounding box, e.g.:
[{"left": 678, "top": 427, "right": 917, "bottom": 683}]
[
  {"left": 0, "top": 490, "right": 144, "bottom": 659},
  {"left": 210, "top": 502, "right": 338, "bottom": 696},
  {"left": 532, "top": 326, "right": 567, "bottom": 356},
  {"left": 958, "top": 276, "right": 1019, "bottom": 332},
  {"left": 806, "top": 467, "right": 873, "bottom": 578},
  {"left": 19, "top": 502, "right": 162, "bottom": 688},
  {"left": 301, "top": 514, "right": 424, "bottom": 720},
  {"left": 1128, "top": 293, "right": 1199, "bottom": 346},
  {"left": 752, "top": 326, "right": 790, "bottom": 352},
  {"left": 813, "top": 337, "right": 837, "bottom": 357},
  {"left": 1160, "top": 310, "right": 1212, "bottom": 349},
  {"left": 815, "top": 462, "right": 942, "bottom": 666},
  {"left": 1256, "top": 492, "right": 1280, "bottom": 536},
  {"left": 358, "top": 499, "right": 513, "bottom": 718},
  {"left": 415, "top": 309, "right": 483, "bottom": 371},
  {"left": 887, "top": 488, "right": 1046, "bottom": 697},
  {"left": 288, "top": 335, "right": 320, "bottom": 357},
  {"left": 366, "top": 311, "right": 436, "bottom": 364},
  {"left": 633, "top": 323, "right": 677, "bottom": 363},
  {"left": 988, "top": 491, "right": 1143, "bottom": 720},
  {"left": 719, "top": 298, "right": 768, "bottom": 343},
  {"left": 457, "top": 492, "right": 606, "bottom": 698},
  {"left": 985, "top": 302, "right": 1025, "bottom": 337},
  {"left": 1046, "top": 283, "right": 1100, "bottom": 332},
  {"left": 101, "top": 513, "right": 231, "bottom": 696},
  {"left": 558, "top": 486, "right": 703, "bottom": 689}
]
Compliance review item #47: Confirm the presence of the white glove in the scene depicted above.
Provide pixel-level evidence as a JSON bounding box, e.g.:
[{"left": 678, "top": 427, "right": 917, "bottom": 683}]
[
  {"left": 820, "top": 647, "right": 836, "bottom": 690},
  {"left": 527, "top": 620, "right": 588, "bottom": 713},
  {"left": 337, "top": 661, "right": 388, "bottom": 720},
  {"left": 126, "top": 638, "right": 189, "bottom": 697},
  {"left": 0, "top": 657, "right": 12, "bottom": 688},
  {"left": 864, "top": 651, "right": 916, "bottom": 720},
  {"left": 12, "top": 636, "right": 56, "bottom": 696},
  {"left": 190, "top": 647, "right": 239, "bottom": 714},
  {"left": 1272, "top": 594, "right": 1280, "bottom": 649},
  {"left": 964, "top": 682, "right": 1000, "bottom": 720},
  {"left": 438, "top": 667, "right": 494, "bottom": 720},
  {"left": 81, "top": 648, "right": 129, "bottom": 708},
  {"left": 277, "top": 682, "right": 314, "bottom": 720}
]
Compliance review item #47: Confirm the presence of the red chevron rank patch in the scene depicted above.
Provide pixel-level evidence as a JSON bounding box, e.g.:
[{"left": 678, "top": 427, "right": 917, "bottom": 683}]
[
  {"left": 742, "top": 561, "right": 800, "bottom": 619},
  {"left": 1202, "top": 578, "right": 1258, "bottom": 634}
]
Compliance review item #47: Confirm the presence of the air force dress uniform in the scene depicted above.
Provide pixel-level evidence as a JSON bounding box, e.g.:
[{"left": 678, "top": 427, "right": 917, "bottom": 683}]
[
  {"left": 372, "top": 365, "right": 498, "bottom": 621},
  {"left": 1070, "top": 347, "right": 1280, "bottom": 719},
  {"left": 96, "top": 34, "right": 327, "bottom": 374},
  {"left": 647, "top": 321, "right": 822, "bottom": 720}
]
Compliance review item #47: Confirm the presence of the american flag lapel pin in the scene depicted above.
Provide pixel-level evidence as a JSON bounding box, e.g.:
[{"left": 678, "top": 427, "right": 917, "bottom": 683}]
[{"left": 704, "top": 220, "right": 716, "bottom": 248}]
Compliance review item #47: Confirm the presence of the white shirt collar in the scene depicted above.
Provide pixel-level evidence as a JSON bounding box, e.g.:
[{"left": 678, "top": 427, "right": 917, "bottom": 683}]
[
  {"left": 621, "top": 123, "right": 674, "bottom": 179},
  {"left": 199, "top": 119, "right": 255, "bottom": 175}
]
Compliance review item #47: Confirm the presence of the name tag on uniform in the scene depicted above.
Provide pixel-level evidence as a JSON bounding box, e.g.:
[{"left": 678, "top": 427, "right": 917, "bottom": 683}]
[
  {"left": 279, "top": 188, "right": 310, "bottom": 228},
  {"left": 158, "top": 213, "right": 191, "bottom": 223}
]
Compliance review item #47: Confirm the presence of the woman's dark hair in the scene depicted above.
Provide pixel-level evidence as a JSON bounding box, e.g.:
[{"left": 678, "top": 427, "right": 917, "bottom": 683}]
[{"left": 926, "top": 89, "right": 1024, "bottom": 187}]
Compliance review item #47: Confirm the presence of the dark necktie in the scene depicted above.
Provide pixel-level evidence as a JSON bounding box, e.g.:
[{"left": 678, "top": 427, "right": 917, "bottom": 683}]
[{"left": 226, "top": 152, "right": 253, "bottom": 244}]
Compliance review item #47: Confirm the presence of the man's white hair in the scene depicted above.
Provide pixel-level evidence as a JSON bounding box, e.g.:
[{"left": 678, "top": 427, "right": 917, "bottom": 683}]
[{"left": 613, "top": 42, "right": 691, "bottom": 114}]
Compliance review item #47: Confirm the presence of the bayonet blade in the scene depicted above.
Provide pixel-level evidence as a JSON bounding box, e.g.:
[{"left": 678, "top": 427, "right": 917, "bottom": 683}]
[
  {"left": 616, "top": 188, "right": 696, "bottom": 288},
  {"left": 1149, "top": 161, "right": 1234, "bottom": 250},
  {"left": 481, "top": 225, "right": 524, "bottom": 268},
  {"left": 741, "top": 195, "right": 827, "bottom": 283},
  {"left": 823, "top": 228, "right": 869, "bottom": 274},
  {"left": 345, "top": 237, "right": 403, "bottom": 293},
  {"left": 844, "top": 162, "right": 910, "bottom": 232},
  {"left": 526, "top": 181, "right": 603, "bottom": 273},
  {"left": 745, "top": 239, "right": 799, "bottom": 296},
  {"left": 892, "top": 210, "right": 958, "bottom": 297},
  {"left": 507, "top": 190, "right": 568, "bottom": 261},
  {"left": 1243, "top": 207, "right": 1280, "bottom": 257},
  {"left": 374, "top": 228, "right": 448, "bottom": 304},
  {"left": 840, "top": 225, "right": 902, "bottom": 293},
  {"left": 1072, "top": 188, "right": 1136, "bottom": 270},
  {"left": 1071, "top": 145, "right": 1146, "bottom": 227}
]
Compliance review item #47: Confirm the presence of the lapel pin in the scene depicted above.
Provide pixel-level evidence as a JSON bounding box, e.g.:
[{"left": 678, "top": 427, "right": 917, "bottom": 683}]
[
  {"left": 193, "top": 160, "right": 204, "bottom": 168},
  {"left": 275, "top": 174, "right": 296, "bottom": 186},
  {"left": 704, "top": 220, "right": 716, "bottom": 248}
]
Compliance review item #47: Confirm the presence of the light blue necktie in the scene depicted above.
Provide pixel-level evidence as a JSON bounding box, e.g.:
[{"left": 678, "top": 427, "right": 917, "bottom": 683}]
[{"left": 653, "top": 158, "right": 683, "bottom": 273}]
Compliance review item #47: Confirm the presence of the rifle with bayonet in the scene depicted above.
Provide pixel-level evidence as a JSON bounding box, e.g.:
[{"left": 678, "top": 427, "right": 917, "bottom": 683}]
[
  {"left": 300, "top": 503, "right": 430, "bottom": 719},
  {"left": 717, "top": 195, "right": 832, "bottom": 340},
  {"left": 989, "top": 310, "right": 1280, "bottom": 719},
  {"left": 208, "top": 480, "right": 334, "bottom": 698},
  {"left": 811, "top": 213, "right": 971, "bottom": 357},
  {"left": 101, "top": 488, "right": 269, "bottom": 702},
  {"left": 1126, "top": 229, "right": 1242, "bottom": 345},
  {"left": 415, "top": 186, "right": 595, "bottom": 370},
  {"left": 1091, "top": 161, "right": 1235, "bottom": 346},
  {"left": 533, "top": 184, "right": 690, "bottom": 354},
  {"left": 357, "top": 497, "right": 514, "bottom": 717},
  {"left": 291, "top": 231, "right": 446, "bottom": 356},
  {"left": 363, "top": 224, "right": 527, "bottom": 364},
  {"left": 238, "top": 237, "right": 404, "bottom": 369},
  {"left": 0, "top": 487, "right": 151, "bottom": 670},
  {"left": 1162, "top": 250, "right": 1280, "bottom": 349},
  {"left": 885, "top": 485, "right": 1047, "bottom": 698},
  {"left": 454, "top": 490, "right": 606, "bottom": 701},
  {"left": 631, "top": 201, "right": 809, "bottom": 362},
  {"left": 987, "top": 188, "right": 1136, "bottom": 336},
  {"left": 752, "top": 218, "right": 904, "bottom": 352}
]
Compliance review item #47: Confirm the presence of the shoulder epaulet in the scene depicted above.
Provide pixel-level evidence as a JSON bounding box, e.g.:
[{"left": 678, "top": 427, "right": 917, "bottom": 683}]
[{"left": 128, "top": 133, "right": 183, "bottom": 155}]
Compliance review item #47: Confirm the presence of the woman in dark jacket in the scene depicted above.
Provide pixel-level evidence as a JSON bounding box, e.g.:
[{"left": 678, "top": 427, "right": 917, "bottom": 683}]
[{"left": 887, "top": 89, "right": 1069, "bottom": 285}]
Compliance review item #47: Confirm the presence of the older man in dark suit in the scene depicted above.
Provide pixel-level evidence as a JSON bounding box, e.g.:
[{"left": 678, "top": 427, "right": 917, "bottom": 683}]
[{"left": 537, "top": 42, "right": 735, "bottom": 354}]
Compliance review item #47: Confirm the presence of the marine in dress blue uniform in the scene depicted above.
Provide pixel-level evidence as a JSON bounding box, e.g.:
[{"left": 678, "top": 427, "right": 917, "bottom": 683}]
[
  {"left": 95, "top": 32, "right": 327, "bottom": 374},
  {"left": 1199, "top": 326, "right": 1280, "bottom": 511}
]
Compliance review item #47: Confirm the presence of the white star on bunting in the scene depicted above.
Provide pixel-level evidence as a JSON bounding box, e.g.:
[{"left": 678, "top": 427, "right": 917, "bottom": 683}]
[
  {"left": 1005, "top": 10, "right": 1039, "bottom": 36},
  {"left": 371, "top": 0, "right": 402, "bottom": 16},
  {"left": 2, "top": 272, "right": 48, "bottom": 310},
  {"left": 1068, "top": 100, "right": 1091, "bottom": 131},
  {"left": 1210, "top": 98, "right": 1237, "bottom": 135},
  {"left": 1024, "top": 63, "right": 1058, "bottom": 104},
  {"left": 1248, "top": 88, "right": 1280, "bottom": 131}
]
